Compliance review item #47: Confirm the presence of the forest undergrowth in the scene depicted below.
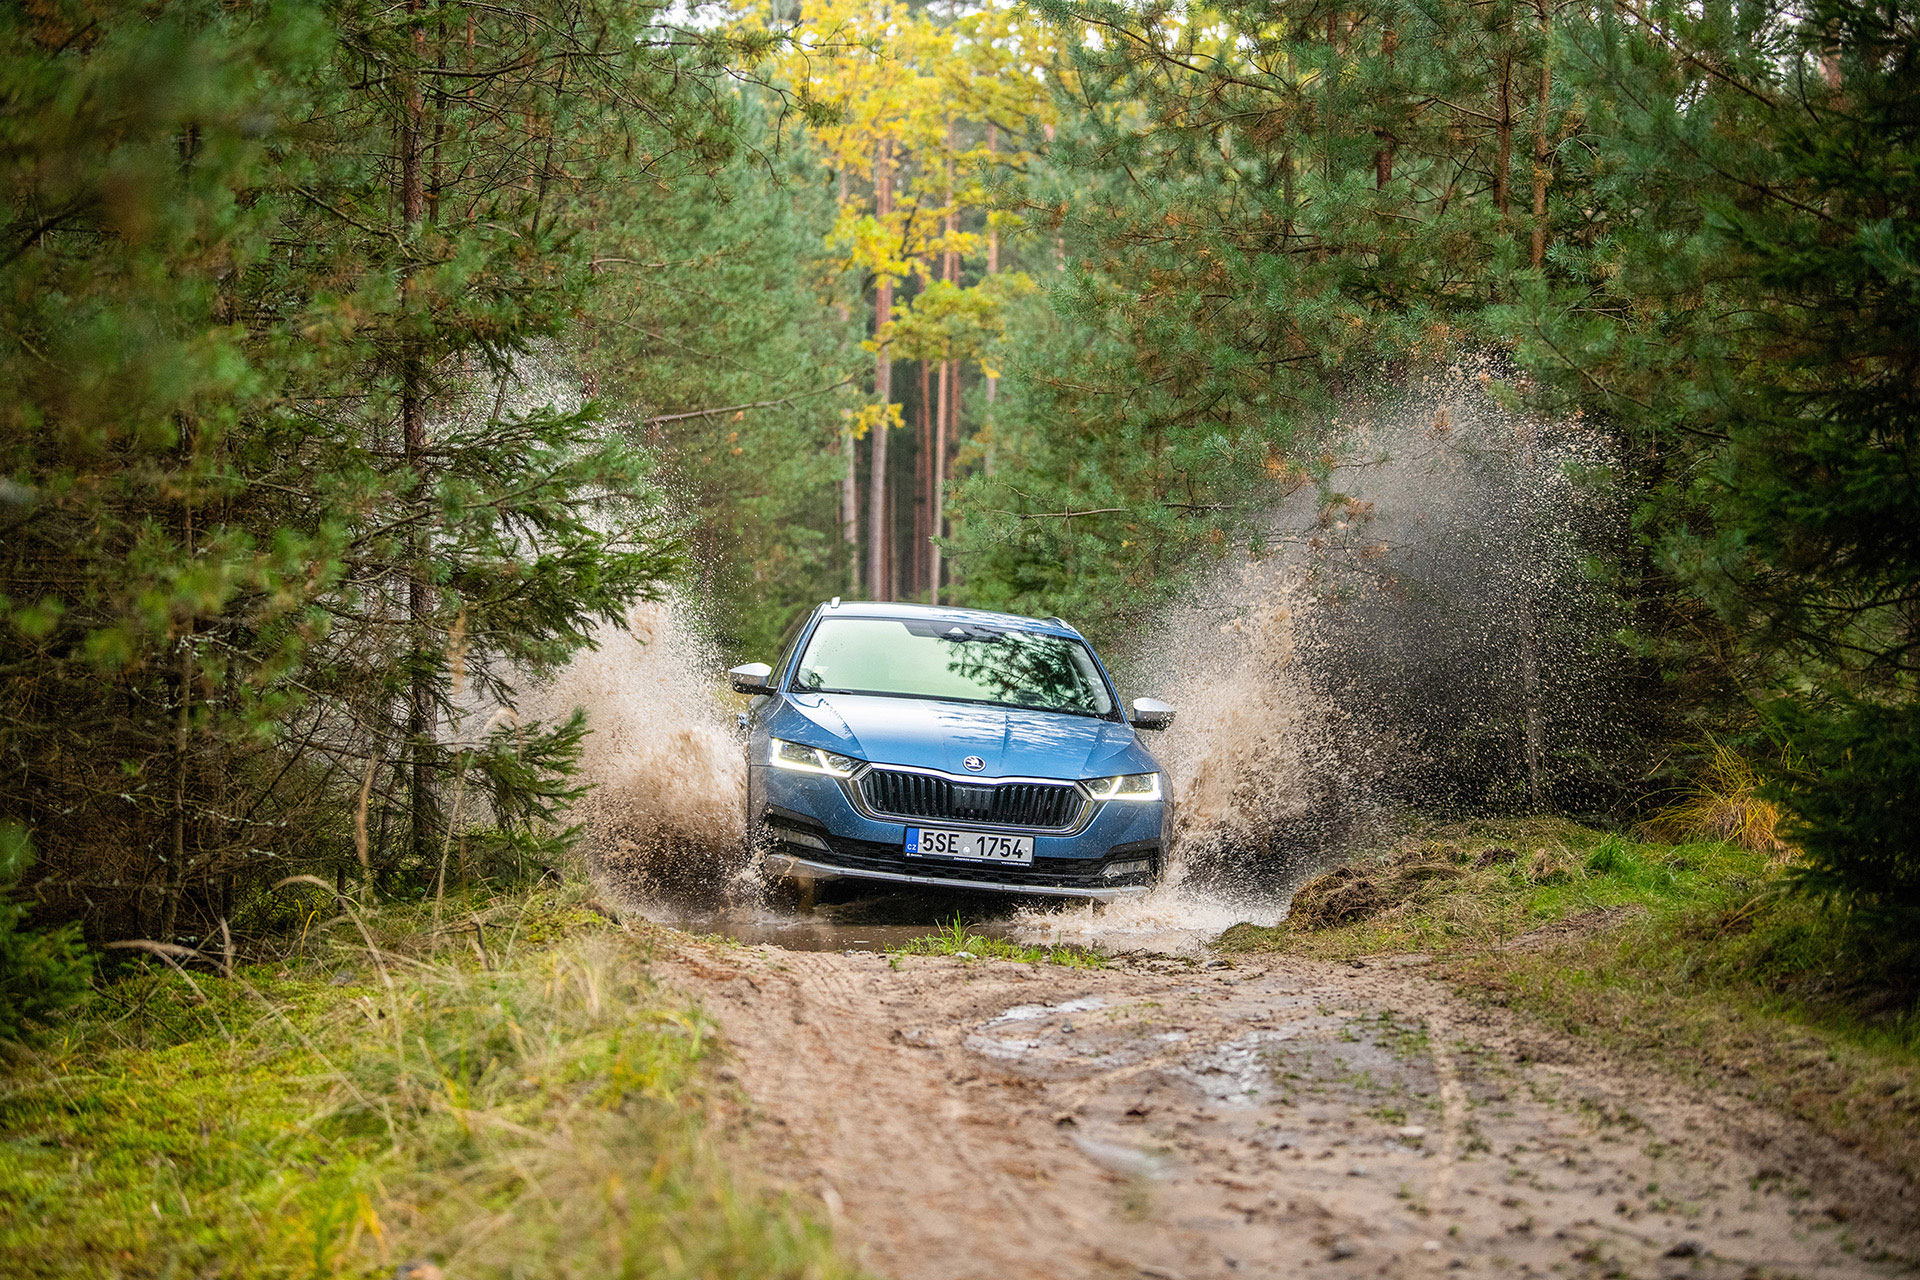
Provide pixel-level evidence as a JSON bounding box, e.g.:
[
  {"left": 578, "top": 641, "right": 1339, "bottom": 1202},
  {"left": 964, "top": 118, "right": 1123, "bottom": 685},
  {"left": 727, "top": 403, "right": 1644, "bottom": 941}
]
[{"left": 0, "top": 883, "right": 856, "bottom": 1280}]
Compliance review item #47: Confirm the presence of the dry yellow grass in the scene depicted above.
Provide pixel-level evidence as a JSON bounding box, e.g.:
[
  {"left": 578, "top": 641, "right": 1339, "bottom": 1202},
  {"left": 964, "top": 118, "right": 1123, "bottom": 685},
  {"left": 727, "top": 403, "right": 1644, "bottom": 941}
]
[
  {"left": 1650, "top": 739, "right": 1792, "bottom": 858},
  {"left": 0, "top": 888, "right": 860, "bottom": 1280}
]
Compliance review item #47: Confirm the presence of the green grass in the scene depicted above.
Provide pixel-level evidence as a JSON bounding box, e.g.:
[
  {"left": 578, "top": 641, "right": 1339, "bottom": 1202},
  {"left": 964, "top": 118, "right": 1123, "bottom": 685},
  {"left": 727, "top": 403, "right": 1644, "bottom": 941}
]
[
  {"left": 1222, "top": 816, "right": 1920, "bottom": 1177},
  {"left": 891, "top": 917, "right": 1108, "bottom": 968},
  {"left": 0, "top": 885, "right": 860, "bottom": 1280}
]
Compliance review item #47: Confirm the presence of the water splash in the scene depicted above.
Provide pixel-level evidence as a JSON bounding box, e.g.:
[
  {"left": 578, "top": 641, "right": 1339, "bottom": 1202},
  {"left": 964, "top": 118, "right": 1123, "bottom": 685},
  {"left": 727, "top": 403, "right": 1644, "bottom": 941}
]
[
  {"left": 1010, "top": 883, "right": 1289, "bottom": 957},
  {"left": 519, "top": 600, "right": 751, "bottom": 903},
  {"left": 1014, "top": 361, "right": 1625, "bottom": 954}
]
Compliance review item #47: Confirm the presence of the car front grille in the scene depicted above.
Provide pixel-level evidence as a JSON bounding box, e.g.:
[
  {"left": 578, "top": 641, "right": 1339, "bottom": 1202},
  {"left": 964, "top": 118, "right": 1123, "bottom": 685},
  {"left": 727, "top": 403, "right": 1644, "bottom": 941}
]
[{"left": 858, "top": 769, "right": 1085, "bottom": 831}]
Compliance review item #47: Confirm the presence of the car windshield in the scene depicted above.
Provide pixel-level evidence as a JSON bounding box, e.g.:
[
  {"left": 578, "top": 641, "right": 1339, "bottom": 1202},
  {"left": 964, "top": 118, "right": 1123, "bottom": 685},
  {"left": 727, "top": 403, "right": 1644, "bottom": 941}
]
[{"left": 792, "top": 617, "right": 1115, "bottom": 717}]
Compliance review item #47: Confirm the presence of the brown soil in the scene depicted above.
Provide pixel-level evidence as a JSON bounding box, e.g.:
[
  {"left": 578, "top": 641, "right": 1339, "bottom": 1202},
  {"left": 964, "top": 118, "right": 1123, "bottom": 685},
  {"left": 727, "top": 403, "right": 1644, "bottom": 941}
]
[{"left": 661, "top": 940, "right": 1919, "bottom": 1280}]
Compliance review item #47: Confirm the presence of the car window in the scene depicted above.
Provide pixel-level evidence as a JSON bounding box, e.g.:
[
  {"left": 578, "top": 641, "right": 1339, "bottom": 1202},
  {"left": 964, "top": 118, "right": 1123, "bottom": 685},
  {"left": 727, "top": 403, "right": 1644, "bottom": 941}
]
[{"left": 792, "top": 617, "right": 1115, "bottom": 717}]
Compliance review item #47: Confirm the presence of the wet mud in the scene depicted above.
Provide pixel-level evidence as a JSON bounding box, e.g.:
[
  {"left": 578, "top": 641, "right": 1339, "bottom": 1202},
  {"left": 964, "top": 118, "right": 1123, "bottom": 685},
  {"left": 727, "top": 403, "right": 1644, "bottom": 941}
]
[
  {"left": 662, "top": 939, "right": 1918, "bottom": 1280},
  {"left": 629, "top": 873, "right": 1292, "bottom": 958}
]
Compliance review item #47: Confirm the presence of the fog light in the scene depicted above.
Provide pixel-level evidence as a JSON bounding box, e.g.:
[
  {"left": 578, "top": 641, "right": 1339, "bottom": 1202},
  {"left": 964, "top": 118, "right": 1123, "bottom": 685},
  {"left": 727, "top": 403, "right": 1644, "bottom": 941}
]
[
  {"left": 770, "top": 826, "right": 829, "bottom": 852},
  {"left": 1103, "top": 858, "right": 1152, "bottom": 878}
]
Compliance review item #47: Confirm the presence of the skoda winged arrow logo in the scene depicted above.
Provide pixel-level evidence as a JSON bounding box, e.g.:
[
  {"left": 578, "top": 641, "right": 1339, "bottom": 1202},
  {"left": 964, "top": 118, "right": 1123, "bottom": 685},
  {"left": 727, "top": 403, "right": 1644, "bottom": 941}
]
[{"left": 962, "top": 755, "right": 985, "bottom": 772}]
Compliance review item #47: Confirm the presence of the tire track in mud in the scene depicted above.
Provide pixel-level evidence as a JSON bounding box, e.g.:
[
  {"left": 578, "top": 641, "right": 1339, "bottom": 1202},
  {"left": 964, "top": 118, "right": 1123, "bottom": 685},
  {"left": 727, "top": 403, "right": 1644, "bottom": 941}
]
[
  {"left": 662, "top": 942, "right": 1918, "bottom": 1280},
  {"left": 1424, "top": 1007, "right": 1467, "bottom": 1224}
]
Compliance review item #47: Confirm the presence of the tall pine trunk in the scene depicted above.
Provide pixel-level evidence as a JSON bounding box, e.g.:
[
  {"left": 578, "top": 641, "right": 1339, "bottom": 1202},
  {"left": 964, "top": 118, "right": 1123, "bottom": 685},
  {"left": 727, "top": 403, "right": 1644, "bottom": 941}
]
[
  {"left": 1375, "top": 20, "right": 1397, "bottom": 190},
  {"left": 932, "top": 357, "right": 949, "bottom": 604},
  {"left": 931, "top": 118, "right": 957, "bottom": 604},
  {"left": 399, "top": 0, "right": 434, "bottom": 870},
  {"left": 983, "top": 124, "right": 999, "bottom": 477},
  {"left": 1495, "top": 50, "right": 1513, "bottom": 220},
  {"left": 161, "top": 630, "right": 191, "bottom": 941},
  {"left": 838, "top": 169, "right": 859, "bottom": 593},
  {"left": 916, "top": 360, "right": 932, "bottom": 597},
  {"left": 1530, "top": 0, "right": 1554, "bottom": 270},
  {"left": 866, "top": 140, "right": 893, "bottom": 598},
  {"left": 1517, "top": 1, "right": 1553, "bottom": 809}
]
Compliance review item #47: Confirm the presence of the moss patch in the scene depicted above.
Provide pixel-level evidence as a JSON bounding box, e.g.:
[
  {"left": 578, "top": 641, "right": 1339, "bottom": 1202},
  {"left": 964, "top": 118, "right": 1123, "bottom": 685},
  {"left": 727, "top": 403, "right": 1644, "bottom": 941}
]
[{"left": 892, "top": 917, "right": 1108, "bottom": 968}]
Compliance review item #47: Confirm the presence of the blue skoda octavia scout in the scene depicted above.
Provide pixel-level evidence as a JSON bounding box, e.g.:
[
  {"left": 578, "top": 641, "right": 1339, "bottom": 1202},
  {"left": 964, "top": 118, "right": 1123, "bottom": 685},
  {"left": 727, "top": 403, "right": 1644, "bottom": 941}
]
[{"left": 728, "top": 599, "right": 1175, "bottom": 899}]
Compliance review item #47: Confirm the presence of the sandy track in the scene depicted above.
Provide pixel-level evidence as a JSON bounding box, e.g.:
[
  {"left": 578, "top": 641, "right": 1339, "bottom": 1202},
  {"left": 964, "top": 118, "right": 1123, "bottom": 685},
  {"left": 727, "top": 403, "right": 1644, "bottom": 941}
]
[{"left": 661, "top": 941, "right": 1918, "bottom": 1280}]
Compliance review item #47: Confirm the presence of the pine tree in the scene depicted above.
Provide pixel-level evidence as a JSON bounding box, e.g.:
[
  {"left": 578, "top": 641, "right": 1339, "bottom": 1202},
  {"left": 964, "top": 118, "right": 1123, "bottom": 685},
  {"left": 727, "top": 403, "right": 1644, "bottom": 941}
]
[
  {"left": 954, "top": 0, "right": 1546, "bottom": 630},
  {"left": 572, "top": 102, "right": 865, "bottom": 657},
  {"left": 0, "top": 0, "right": 747, "bottom": 937}
]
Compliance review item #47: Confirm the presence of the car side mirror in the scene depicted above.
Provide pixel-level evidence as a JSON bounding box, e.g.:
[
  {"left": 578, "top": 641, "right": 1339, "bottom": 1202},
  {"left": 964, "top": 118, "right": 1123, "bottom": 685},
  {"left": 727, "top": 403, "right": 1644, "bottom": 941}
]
[
  {"left": 728, "top": 662, "right": 775, "bottom": 695},
  {"left": 1130, "top": 697, "right": 1174, "bottom": 731}
]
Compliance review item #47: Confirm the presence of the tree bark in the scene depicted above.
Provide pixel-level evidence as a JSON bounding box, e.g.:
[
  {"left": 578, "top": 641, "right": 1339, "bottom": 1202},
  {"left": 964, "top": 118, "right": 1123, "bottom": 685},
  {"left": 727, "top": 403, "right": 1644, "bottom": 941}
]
[
  {"left": 400, "top": 0, "right": 433, "bottom": 871},
  {"left": 866, "top": 141, "right": 893, "bottom": 597},
  {"left": 916, "top": 359, "right": 932, "bottom": 597},
  {"left": 1531, "top": 0, "right": 1554, "bottom": 269},
  {"left": 1496, "top": 51, "right": 1513, "bottom": 219},
  {"left": 161, "top": 631, "right": 191, "bottom": 941},
  {"left": 983, "top": 124, "right": 999, "bottom": 477},
  {"left": 1516, "top": 423, "right": 1546, "bottom": 809},
  {"left": 1375, "top": 21, "right": 1397, "bottom": 190},
  {"left": 932, "top": 358, "right": 949, "bottom": 604},
  {"left": 929, "top": 117, "right": 960, "bottom": 602},
  {"left": 838, "top": 169, "right": 859, "bottom": 593},
  {"left": 885, "top": 449, "right": 900, "bottom": 601},
  {"left": 1516, "top": 2, "right": 1551, "bottom": 805},
  {"left": 931, "top": 118, "right": 958, "bottom": 605}
]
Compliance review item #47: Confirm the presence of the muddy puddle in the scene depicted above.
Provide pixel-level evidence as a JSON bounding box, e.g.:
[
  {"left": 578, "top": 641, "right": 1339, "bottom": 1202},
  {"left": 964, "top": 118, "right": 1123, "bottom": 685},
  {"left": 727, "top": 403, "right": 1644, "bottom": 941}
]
[
  {"left": 621, "top": 876, "right": 1288, "bottom": 956},
  {"left": 632, "top": 914, "right": 984, "bottom": 953},
  {"left": 661, "top": 940, "right": 1920, "bottom": 1280},
  {"left": 621, "top": 880, "right": 1068, "bottom": 954}
]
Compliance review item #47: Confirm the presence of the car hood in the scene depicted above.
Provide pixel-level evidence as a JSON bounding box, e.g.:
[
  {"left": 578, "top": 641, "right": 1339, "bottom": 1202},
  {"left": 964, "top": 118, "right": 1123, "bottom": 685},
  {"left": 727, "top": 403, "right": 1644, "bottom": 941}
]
[{"left": 774, "top": 693, "right": 1155, "bottom": 781}]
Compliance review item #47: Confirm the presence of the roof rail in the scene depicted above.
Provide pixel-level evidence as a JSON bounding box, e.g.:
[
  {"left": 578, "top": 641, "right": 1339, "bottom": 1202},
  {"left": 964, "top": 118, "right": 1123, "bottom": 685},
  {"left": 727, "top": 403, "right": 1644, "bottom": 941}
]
[
  {"left": 829, "top": 596, "right": 841, "bottom": 608},
  {"left": 1047, "top": 616, "right": 1070, "bottom": 629}
]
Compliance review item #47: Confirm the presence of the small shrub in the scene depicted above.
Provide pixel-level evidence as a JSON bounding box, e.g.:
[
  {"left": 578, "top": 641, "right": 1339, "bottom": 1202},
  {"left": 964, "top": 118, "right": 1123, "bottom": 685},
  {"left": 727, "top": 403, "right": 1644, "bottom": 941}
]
[
  {"left": 0, "top": 825, "right": 93, "bottom": 1045},
  {"left": 1652, "top": 739, "right": 1789, "bottom": 856}
]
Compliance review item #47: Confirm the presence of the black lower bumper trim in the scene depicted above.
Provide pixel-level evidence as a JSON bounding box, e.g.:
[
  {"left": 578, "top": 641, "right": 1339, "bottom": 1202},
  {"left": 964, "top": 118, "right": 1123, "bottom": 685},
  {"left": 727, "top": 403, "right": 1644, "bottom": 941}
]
[
  {"left": 765, "top": 853, "right": 1149, "bottom": 900},
  {"left": 760, "top": 814, "right": 1159, "bottom": 894}
]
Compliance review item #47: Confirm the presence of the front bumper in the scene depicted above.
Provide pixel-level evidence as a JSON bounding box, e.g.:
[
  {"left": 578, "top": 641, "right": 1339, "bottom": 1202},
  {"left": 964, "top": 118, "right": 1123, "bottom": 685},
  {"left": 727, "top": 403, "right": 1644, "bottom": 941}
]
[
  {"left": 765, "top": 851, "right": 1152, "bottom": 900},
  {"left": 756, "top": 764, "right": 1166, "bottom": 899}
]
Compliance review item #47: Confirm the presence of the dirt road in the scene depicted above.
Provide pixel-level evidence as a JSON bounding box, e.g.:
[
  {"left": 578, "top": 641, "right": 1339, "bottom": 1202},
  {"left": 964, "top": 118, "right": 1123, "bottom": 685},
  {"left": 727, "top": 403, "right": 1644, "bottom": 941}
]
[{"left": 661, "top": 940, "right": 1917, "bottom": 1280}]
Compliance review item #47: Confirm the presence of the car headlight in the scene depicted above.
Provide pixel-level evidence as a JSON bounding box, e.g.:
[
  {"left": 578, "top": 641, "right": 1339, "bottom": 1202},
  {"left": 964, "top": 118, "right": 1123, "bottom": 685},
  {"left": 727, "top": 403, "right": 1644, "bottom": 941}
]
[
  {"left": 769, "top": 738, "right": 862, "bottom": 778},
  {"left": 1083, "top": 772, "right": 1162, "bottom": 802}
]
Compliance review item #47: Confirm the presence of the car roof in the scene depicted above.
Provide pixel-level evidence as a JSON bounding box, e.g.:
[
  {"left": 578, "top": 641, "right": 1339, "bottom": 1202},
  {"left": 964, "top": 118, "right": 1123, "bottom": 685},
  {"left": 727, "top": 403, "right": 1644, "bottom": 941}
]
[{"left": 816, "top": 599, "right": 1083, "bottom": 638}]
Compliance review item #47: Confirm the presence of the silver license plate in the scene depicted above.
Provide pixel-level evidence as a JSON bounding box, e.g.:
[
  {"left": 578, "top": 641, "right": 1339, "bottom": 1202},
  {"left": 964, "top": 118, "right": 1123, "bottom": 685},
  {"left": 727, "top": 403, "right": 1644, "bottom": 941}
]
[{"left": 905, "top": 828, "right": 1034, "bottom": 865}]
